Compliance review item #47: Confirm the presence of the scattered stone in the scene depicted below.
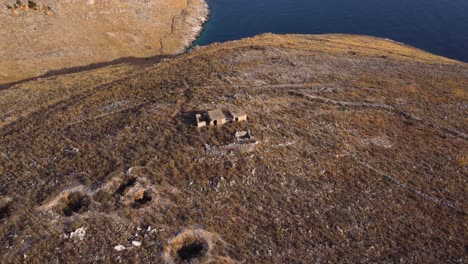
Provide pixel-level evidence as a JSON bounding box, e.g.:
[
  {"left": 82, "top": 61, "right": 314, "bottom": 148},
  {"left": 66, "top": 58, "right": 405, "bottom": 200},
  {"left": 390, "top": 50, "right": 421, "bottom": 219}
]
[
  {"left": 235, "top": 131, "right": 248, "bottom": 138},
  {"left": 132, "top": 241, "right": 142, "bottom": 247},
  {"left": 114, "top": 244, "right": 126, "bottom": 251},
  {"left": 205, "top": 141, "right": 259, "bottom": 157},
  {"left": 235, "top": 130, "right": 253, "bottom": 140},
  {"left": 70, "top": 227, "right": 86, "bottom": 241},
  {"left": 64, "top": 147, "right": 80, "bottom": 154}
]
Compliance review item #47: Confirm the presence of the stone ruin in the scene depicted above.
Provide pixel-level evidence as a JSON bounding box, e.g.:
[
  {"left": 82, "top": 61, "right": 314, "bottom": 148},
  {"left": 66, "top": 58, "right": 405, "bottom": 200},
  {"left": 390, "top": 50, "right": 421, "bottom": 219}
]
[{"left": 196, "top": 108, "right": 247, "bottom": 128}]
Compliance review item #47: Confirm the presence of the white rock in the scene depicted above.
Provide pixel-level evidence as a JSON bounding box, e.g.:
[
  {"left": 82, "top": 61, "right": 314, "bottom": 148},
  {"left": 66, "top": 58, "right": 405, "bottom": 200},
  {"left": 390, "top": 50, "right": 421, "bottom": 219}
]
[
  {"left": 114, "top": 244, "right": 126, "bottom": 251},
  {"left": 132, "top": 241, "right": 142, "bottom": 247},
  {"left": 70, "top": 227, "right": 86, "bottom": 241}
]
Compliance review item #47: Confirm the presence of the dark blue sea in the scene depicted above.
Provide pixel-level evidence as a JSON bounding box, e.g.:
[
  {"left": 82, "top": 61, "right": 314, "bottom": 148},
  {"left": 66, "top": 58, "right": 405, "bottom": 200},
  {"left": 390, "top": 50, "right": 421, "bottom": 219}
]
[{"left": 195, "top": 0, "right": 468, "bottom": 62}]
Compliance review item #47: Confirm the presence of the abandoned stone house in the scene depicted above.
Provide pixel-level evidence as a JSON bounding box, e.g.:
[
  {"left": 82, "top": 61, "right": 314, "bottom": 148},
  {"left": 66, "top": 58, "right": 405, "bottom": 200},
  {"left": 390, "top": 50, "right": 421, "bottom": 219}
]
[
  {"left": 207, "top": 109, "right": 227, "bottom": 126},
  {"left": 196, "top": 108, "right": 247, "bottom": 127},
  {"left": 229, "top": 108, "right": 247, "bottom": 122}
]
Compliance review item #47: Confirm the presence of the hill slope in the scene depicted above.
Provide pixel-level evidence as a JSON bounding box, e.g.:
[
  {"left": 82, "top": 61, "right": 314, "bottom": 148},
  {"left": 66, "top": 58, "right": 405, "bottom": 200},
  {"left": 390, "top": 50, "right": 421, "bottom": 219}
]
[
  {"left": 0, "top": 34, "right": 467, "bottom": 263},
  {"left": 0, "top": 0, "right": 208, "bottom": 85}
]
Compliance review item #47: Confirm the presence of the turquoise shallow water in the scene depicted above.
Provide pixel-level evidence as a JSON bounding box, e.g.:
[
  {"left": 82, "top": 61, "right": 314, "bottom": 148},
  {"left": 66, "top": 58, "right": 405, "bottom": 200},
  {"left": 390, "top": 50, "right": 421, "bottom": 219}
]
[{"left": 195, "top": 0, "right": 468, "bottom": 62}]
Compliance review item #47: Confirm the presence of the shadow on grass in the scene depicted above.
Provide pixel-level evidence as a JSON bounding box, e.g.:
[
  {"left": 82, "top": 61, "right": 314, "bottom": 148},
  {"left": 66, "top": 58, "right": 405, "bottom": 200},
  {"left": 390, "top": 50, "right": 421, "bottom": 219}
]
[
  {"left": 179, "top": 111, "right": 205, "bottom": 127},
  {"left": 0, "top": 54, "right": 176, "bottom": 91}
]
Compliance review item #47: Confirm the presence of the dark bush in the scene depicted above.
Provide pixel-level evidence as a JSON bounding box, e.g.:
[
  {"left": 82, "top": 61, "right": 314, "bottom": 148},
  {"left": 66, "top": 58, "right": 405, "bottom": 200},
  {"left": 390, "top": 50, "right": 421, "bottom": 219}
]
[{"left": 28, "top": 1, "right": 37, "bottom": 9}]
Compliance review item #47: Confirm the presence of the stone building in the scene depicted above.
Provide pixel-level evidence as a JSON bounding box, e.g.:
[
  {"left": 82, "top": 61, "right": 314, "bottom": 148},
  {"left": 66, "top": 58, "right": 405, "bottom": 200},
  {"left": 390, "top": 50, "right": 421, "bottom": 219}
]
[
  {"left": 195, "top": 114, "right": 206, "bottom": 128},
  {"left": 207, "top": 109, "right": 227, "bottom": 126},
  {"left": 229, "top": 108, "right": 247, "bottom": 122},
  {"left": 195, "top": 108, "right": 247, "bottom": 127}
]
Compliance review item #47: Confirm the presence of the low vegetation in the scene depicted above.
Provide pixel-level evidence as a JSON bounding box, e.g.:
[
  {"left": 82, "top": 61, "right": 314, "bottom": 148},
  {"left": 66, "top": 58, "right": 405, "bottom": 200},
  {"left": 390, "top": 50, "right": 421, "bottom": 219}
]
[
  {"left": 0, "top": 34, "right": 466, "bottom": 262},
  {"left": 5, "top": 0, "right": 41, "bottom": 11}
]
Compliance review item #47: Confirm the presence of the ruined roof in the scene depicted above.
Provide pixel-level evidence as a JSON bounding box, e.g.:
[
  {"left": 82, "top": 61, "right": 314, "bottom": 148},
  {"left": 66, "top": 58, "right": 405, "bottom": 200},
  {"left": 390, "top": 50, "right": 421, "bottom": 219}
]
[
  {"left": 230, "top": 108, "right": 247, "bottom": 118},
  {"left": 207, "top": 109, "right": 226, "bottom": 121}
]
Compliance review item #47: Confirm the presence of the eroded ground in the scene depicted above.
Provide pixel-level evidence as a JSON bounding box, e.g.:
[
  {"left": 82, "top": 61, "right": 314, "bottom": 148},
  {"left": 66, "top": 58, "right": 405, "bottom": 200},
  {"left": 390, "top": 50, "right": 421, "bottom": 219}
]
[{"left": 0, "top": 34, "right": 467, "bottom": 262}]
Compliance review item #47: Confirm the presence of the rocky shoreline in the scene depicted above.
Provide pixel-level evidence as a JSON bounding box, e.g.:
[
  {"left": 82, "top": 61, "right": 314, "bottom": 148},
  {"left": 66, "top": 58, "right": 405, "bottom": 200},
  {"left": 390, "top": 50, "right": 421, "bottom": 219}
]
[
  {"left": 179, "top": 0, "right": 210, "bottom": 53},
  {"left": 156, "top": 0, "right": 211, "bottom": 54}
]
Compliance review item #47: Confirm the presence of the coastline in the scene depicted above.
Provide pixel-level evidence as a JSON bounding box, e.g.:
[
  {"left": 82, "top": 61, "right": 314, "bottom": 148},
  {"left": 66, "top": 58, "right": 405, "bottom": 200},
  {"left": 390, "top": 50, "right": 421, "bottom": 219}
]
[
  {"left": 183, "top": 0, "right": 211, "bottom": 52},
  {"left": 159, "top": 0, "right": 211, "bottom": 55}
]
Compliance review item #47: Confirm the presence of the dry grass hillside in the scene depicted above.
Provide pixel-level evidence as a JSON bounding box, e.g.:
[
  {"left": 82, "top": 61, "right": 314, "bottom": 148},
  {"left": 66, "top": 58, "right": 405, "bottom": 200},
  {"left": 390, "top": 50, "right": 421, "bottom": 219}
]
[
  {"left": 0, "top": 34, "right": 467, "bottom": 263},
  {"left": 0, "top": 0, "right": 208, "bottom": 85}
]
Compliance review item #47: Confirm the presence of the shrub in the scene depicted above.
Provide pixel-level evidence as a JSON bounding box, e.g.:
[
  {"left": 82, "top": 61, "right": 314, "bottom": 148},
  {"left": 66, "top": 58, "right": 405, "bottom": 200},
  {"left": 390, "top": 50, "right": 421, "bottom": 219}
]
[{"left": 28, "top": 1, "right": 37, "bottom": 9}]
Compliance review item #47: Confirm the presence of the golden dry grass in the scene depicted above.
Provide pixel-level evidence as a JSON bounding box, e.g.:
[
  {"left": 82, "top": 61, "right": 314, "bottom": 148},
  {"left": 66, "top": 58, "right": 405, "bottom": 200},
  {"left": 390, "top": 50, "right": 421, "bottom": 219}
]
[
  {"left": 0, "top": 34, "right": 466, "bottom": 263},
  {"left": 0, "top": 0, "right": 208, "bottom": 84}
]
